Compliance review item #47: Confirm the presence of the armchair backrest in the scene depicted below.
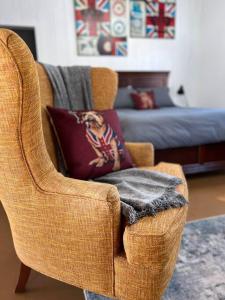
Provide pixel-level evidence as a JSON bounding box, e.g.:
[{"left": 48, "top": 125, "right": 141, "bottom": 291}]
[
  {"left": 0, "top": 26, "right": 119, "bottom": 219},
  {"left": 0, "top": 29, "right": 118, "bottom": 174},
  {"left": 0, "top": 27, "right": 119, "bottom": 195},
  {"left": 36, "top": 64, "right": 118, "bottom": 167}
]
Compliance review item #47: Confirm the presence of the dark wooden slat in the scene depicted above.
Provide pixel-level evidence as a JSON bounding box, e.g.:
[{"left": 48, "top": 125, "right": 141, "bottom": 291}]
[
  {"left": 155, "top": 147, "right": 199, "bottom": 165},
  {"left": 118, "top": 71, "right": 169, "bottom": 88},
  {"left": 201, "top": 142, "right": 225, "bottom": 162},
  {"left": 183, "top": 161, "right": 225, "bottom": 175},
  {"left": 155, "top": 143, "right": 225, "bottom": 175}
]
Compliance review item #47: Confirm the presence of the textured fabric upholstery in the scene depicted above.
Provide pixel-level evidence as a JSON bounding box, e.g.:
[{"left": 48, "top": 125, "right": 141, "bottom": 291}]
[
  {"left": 125, "top": 142, "right": 154, "bottom": 167},
  {"left": 0, "top": 29, "right": 188, "bottom": 300},
  {"left": 115, "top": 234, "right": 181, "bottom": 300},
  {"left": 37, "top": 63, "right": 57, "bottom": 167}
]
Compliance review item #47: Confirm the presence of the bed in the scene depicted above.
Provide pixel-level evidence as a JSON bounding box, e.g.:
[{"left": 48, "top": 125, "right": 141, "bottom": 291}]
[{"left": 116, "top": 71, "right": 225, "bottom": 175}]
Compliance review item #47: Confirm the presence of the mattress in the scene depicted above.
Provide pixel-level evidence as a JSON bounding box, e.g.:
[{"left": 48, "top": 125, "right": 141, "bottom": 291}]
[{"left": 117, "top": 107, "right": 225, "bottom": 149}]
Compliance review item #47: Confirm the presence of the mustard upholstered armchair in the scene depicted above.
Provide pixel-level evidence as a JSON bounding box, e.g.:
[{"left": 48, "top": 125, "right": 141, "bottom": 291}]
[{"left": 0, "top": 29, "right": 188, "bottom": 300}]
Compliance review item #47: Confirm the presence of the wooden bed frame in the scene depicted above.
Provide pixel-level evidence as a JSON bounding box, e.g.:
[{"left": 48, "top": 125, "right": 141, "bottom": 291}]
[{"left": 118, "top": 71, "right": 225, "bottom": 175}]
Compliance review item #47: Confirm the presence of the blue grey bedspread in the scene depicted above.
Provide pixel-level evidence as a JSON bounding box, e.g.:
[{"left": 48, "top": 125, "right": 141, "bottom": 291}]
[{"left": 117, "top": 107, "right": 225, "bottom": 149}]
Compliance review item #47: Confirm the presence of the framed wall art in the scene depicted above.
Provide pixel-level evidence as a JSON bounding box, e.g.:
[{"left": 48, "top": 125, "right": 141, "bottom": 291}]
[
  {"left": 74, "top": 0, "right": 128, "bottom": 56},
  {"left": 130, "top": 0, "right": 176, "bottom": 39}
]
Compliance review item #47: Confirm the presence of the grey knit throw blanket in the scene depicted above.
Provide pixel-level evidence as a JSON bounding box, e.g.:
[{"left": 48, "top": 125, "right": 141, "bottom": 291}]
[
  {"left": 95, "top": 168, "right": 186, "bottom": 225},
  {"left": 43, "top": 63, "right": 93, "bottom": 110}
]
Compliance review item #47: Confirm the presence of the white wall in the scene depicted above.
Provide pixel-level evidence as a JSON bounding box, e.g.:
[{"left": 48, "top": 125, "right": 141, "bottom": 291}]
[
  {"left": 196, "top": 0, "right": 225, "bottom": 108},
  {"left": 1, "top": 0, "right": 223, "bottom": 107}
]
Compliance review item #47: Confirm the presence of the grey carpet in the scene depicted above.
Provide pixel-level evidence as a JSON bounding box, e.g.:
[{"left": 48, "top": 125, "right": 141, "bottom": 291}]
[
  {"left": 163, "top": 214, "right": 225, "bottom": 300},
  {"left": 85, "top": 215, "right": 225, "bottom": 300}
]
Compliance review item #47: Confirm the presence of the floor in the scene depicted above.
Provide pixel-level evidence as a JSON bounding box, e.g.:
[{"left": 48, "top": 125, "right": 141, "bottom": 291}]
[
  {"left": 1, "top": 172, "right": 225, "bottom": 300},
  {"left": 186, "top": 171, "right": 225, "bottom": 221}
]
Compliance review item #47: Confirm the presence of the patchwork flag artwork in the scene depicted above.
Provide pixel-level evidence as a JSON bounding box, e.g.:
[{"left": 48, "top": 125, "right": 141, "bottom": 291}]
[
  {"left": 130, "top": 0, "right": 176, "bottom": 39},
  {"left": 74, "top": 0, "right": 128, "bottom": 56}
]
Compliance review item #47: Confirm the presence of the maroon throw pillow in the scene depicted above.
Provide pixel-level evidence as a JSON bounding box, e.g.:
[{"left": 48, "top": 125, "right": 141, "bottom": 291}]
[
  {"left": 47, "top": 107, "right": 133, "bottom": 180},
  {"left": 131, "top": 91, "right": 157, "bottom": 110}
]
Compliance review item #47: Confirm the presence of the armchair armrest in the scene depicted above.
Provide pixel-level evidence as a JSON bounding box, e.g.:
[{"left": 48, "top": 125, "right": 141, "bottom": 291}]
[
  {"left": 123, "top": 206, "right": 188, "bottom": 268},
  {"left": 125, "top": 142, "right": 154, "bottom": 167},
  {"left": 16, "top": 170, "right": 121, "bottom": 296},
  {"left": 123, "top": 163, "right": 188, "bottom": 268}
]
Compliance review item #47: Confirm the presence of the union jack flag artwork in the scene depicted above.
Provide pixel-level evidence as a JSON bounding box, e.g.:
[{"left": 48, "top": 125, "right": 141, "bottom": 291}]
[
  {"left": 74, "top": 0, "right": 128, "bottom": 56},
  {"left": 130, "top": 0, "right": 176, "bottom": 39}
]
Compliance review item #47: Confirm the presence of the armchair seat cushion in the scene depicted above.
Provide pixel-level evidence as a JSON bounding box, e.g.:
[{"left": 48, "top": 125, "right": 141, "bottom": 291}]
[{"left": 124, "top": 163, "right": 188, "bottom": 267}]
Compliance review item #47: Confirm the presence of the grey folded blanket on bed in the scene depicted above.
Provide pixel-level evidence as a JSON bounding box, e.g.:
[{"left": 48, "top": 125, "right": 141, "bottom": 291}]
[{"left": 95, "top": 168, "right": 186, "bottom": 225}]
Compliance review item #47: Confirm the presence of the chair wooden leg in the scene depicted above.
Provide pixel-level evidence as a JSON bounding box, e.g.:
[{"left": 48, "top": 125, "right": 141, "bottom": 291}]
[{"left": 15, "top": 263, "right": 31, "bottom": 293}]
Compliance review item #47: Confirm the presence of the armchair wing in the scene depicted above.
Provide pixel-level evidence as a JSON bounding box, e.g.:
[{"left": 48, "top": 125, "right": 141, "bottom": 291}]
[{"left": 125, "top": 142, "right": 154, "bottom": 167}]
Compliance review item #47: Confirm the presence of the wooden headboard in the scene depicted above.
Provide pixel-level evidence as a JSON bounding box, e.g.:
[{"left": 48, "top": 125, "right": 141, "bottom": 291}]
[{"left": 118, "top": 71, "right": 169, "bottom": 88}]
